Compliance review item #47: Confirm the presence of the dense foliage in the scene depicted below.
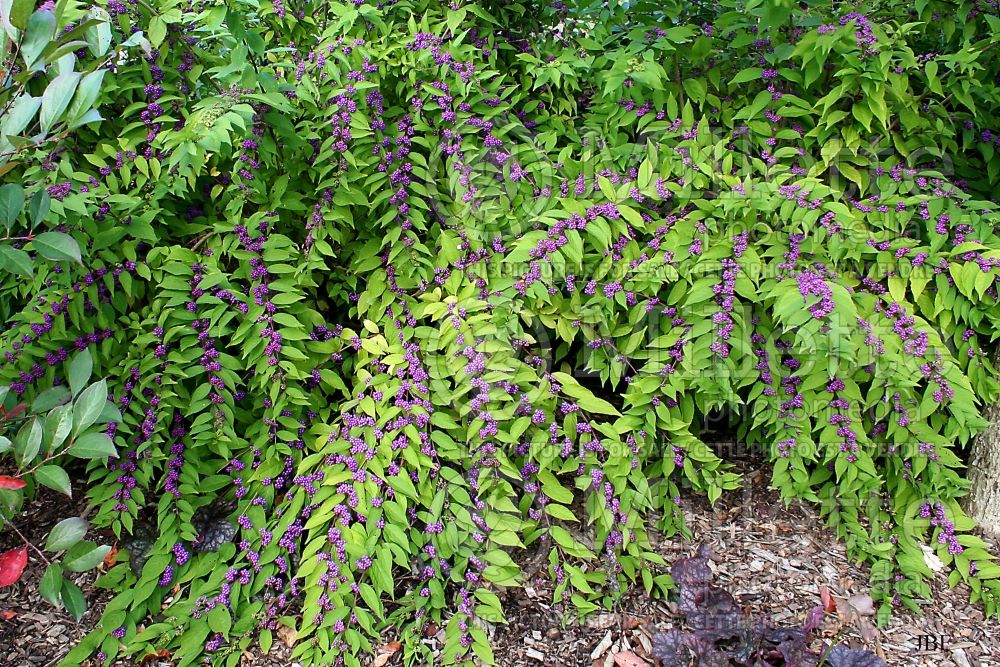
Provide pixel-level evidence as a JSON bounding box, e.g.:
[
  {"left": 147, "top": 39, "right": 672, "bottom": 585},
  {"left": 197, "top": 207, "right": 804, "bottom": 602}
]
[{"left": 2, "top": 0, "right": 1000, "bottom": 664}]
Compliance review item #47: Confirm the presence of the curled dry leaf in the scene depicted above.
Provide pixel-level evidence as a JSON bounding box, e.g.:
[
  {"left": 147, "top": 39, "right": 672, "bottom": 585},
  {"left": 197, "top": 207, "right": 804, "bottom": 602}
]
[
  {"left": 920, "top": 544, "right": 945, "bottom": 573},
  {"left": 371, "top": 641, "right": 402, "bottom": 667},
  {"left": 613, "top": 650, "right": 649, "bottom": 667},
  {"left": 276, "top": 623, "right": 297, "bottom": 648},
  {"left": 820, "top": 585, "right": 837, "bottom": 613},
  {"left": 847, "top": 593, "right": 876, "bottom": 617}
]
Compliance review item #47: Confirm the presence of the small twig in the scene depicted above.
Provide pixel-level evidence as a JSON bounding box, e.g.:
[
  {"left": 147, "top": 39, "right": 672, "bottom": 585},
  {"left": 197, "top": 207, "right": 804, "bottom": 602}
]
[{"left": 1, "top": 515, "right": 51, "bottom": 566}]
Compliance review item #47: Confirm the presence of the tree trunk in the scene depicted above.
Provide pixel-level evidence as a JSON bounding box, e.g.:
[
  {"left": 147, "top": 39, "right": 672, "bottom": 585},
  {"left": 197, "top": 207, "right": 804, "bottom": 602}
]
[{"left": 965, "top": 387, "right": 1000, "bottom": 537}]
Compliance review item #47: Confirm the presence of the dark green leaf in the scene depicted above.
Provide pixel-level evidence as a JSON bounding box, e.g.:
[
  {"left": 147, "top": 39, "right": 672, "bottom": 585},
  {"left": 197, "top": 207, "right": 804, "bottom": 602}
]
[
  {"left": 39, "top": 71, "right": 82, "bottom": 134},
  {"left": 73, "top": 379, "right": 107, "bottom": 433},
  {"left": 31, "top": 385, "right": 71, "bottom": 413},
  {"left": 46, "top": 517, "right": 88, "bottom": 551},
  {"left": 0, "top": 244, "right": 33, "bottom": 277},
  {"left": 39, "top": 563, "right": 62, "bottom": 606},
  {"left": 68, "top": 350, "right": 92, "bottom": 397},
  {"left": 37, "top": 465, "right": 72, "bottom": 498},
  {"left": 62, "top": 541, "right": 110, "bottom": 572},
  {"left": 21, "top": 10, "right": 55, "bottom": 70},
  {"left": 60, "top": 578, "right": 86, "bottom": 620},
  {"left": 0, "top": 183, "right": 24, "bottom": 229},
  {"left": 30, "top": 232, "right": 82, "bottom": 264},
  {"left": 9, "top": 0, "right": 31, "bottom": 29},
  {"left": 28, "top": 189, "right": 50, "bottom": 227},
  {"left": 68, "top": 431, "right": 115, "bottom": 459}
]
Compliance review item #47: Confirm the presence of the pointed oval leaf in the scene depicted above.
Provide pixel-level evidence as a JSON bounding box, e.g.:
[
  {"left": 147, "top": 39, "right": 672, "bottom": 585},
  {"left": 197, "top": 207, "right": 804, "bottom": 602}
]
[
  {"left": 60, "top": 578, "right": 86, "bottom": 620},
  {"left": 30, "top": 232, "right": 82, "bottom": 264},
  {"left": 73, "top": 379, "right": 107, "bottom": 433},
  {"left": 68, "top": 350, "right": 92, "bottom": 397},
  {"left": 39, "top": 71, "right": 82, "bottom": 134},
  {"left": 39, "top": 563, "right": 62, "bottom": 605},
  {"left": 43, "top": 404, "right": 74, "bottom": 452},
  {"left": 15, "top": 416, "right": 43, "bottom": 468},
  {"left": 0, "top": 244, "right": 33, "bottom": 277},
  {"left": 0, "top": 94, "right": 41, "bottom": 137},
  {"left": 36, "top": 465, "right": 72, "bottom": 497},
  {"left": 62, "top": 541, "right": 110, "bottom": 572},
  {"left": 31, "top": 385, "right": 71, "bottom": 413},
  {"left": 21, "top": 9, "right": 55, "bottom": 69},
  {"left": 68, "top": 431, "right": 115, "bottom": 459},
  {"left": 46, "top": 517, "right": 88, "bottom": 551},
  {"left": 85, "top": 11, "right": 111, "bottom": 57},
  {"left": 66, "top": 69, "right": 104, "bottom": 129},
  {"left": 28, "top": 189, "right": 50, "bottom": 227},
  {"left": 0, "top": 183, "right": 24, "bottom": 229}
]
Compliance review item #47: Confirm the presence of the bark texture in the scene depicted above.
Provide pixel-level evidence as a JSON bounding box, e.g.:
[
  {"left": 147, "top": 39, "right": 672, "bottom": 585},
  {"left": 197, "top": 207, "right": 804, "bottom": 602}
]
[{"left": 965, "top": 391, "right": 1000, "bottom": 537}]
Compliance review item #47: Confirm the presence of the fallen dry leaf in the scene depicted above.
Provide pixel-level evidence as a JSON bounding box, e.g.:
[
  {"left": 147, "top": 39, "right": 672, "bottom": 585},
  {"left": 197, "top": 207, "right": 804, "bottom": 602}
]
[
  {"left": 858, "top": 617, "right": 878, "bottom": 642},
  {"left": 0, "top": 609, "right": 16, "bottom": 621},
  {"left": 819, "top": 585, "right": 837, "bottom": 613},
  {"left": 613, "top": 650, "right": 649, "bottom": 667},
  {"left": 139, "top": 649, "right": 170, "bottom": 664},
  {"left": 103, "top": 546, "right": 119, "bottom": 568},
  {"left": 920, "top": 543, "right": 945, "bottom": 573},
  {"left": 276, "top": 623, "right": 297, "bottom": 648},
  {"left": 371, "top": 640, "right": 402, "bottom": 667},
  {"left": 847, "top": 593, "right": 875, "bottom": 616},
  {"left": 590, "top": 629, "right": 613, "bottom": 660}
]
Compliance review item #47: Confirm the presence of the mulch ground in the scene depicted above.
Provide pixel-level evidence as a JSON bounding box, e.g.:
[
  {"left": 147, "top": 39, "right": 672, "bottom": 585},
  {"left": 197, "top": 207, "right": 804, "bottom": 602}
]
[{"left": 1, "top": 467, "right": 996, "bottom": 667}]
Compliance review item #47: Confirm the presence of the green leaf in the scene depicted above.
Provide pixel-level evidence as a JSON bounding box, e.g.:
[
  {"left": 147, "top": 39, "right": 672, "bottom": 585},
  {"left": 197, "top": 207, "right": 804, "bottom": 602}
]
[
  {"left": 73, "top": 379, "right": 107, "bottom": 433},
  {"left": 60, "top": 578, "right": 86, "bottom": 620},
  {"left": 28, "top": 189, "right": 50, "bottom": 227},
  {"left": 0, "top": 244, "right": 33, "bottom": 277},
  {"left": 85, "top": 11, "right": 111, "bottom": 57},
  {"left": 149, "top": 16, "right": 166, "bottom": 47},
  {"left": 37, "top": 465, "right": 72, "bottom": 497},
  {"left": 30, "top": 232, "right": 82, "bottom": 264},
  {"left": 0, "top": 183, "right": 24, "bottom": 229},
  {"left": 68, "top": 350, "right": 92, "bottom": 397},
  {"left": 207, "top": 605, "right": 232, "bottom": 634},
  {"left": 44, "top": 404, "right": 74, "bottom": 452},
  {"left": 730, "top": 67, "right": 761, "bottom": 85},
  {"left": 39, "top": 563, "right": 63, "bottom": 606},
  {"left": 39, "top": 71, "right": 82, "bottom": 134},
  {"left": 46, "top": 517, "right": 88, "bottom": 551},
  {"left": 16, "top": 417, "right": 43, "bottom": 468},
  {"left": 31, "top": 385, "right": 71, "bottom": 413},
  {"left": 62, "top": 541, "right": 110, "bottom": 572},
  {"left": 0, "top": 94, "right": 41, "bottom": 137},
  {"left": 22, "top": 10, "right": 56, "bottom": 70},
  {"left": 66, "top": 70, "right": 104, "bottom": 130},
  {"left": 68, "top": 431, "right": 115, "bottom": 459}
]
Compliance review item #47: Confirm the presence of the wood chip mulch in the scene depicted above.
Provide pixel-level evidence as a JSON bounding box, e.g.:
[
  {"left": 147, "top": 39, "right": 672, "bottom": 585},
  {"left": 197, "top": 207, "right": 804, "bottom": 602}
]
[{"left": 1, "top": 467, "right": 997, "bottom": 666}]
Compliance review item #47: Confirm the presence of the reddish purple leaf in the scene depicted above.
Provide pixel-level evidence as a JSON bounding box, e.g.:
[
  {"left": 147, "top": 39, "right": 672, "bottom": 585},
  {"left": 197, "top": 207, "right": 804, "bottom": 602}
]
[
  {"left": 0, "top": 548, "right": 28, "bottom": 588},
  {"left": 0, "top": 476, "right": 27, "bottom": 490}
]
